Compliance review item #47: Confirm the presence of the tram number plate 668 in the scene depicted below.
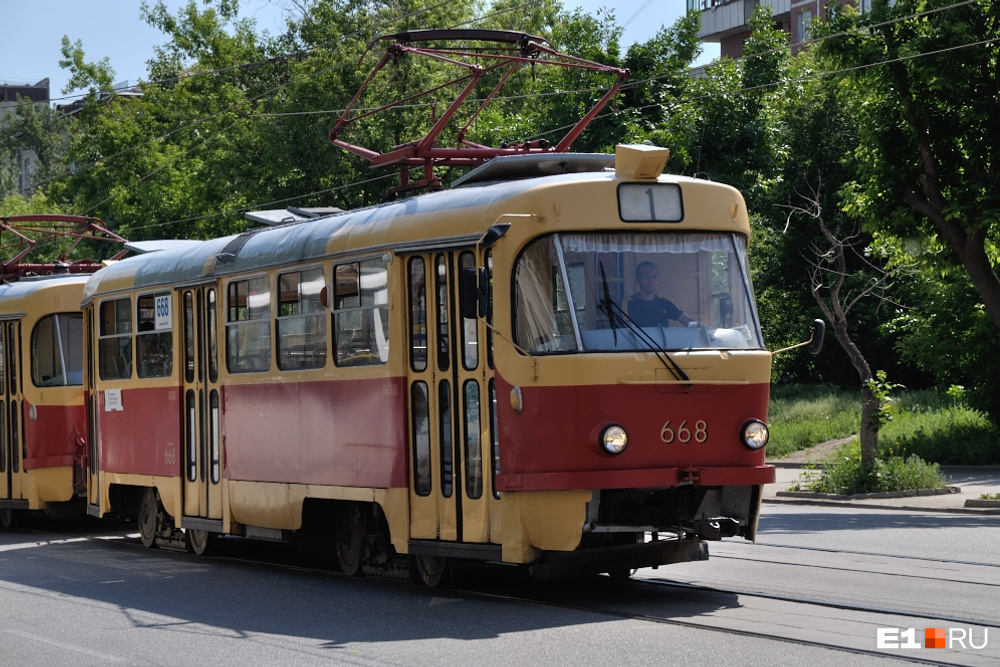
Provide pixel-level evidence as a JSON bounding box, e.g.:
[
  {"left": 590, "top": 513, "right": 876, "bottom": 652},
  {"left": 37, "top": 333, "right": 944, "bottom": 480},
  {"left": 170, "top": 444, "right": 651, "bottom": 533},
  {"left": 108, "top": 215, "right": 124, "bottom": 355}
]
[{"left": 660, "top": 420, "right": 708, "bottom": 444}]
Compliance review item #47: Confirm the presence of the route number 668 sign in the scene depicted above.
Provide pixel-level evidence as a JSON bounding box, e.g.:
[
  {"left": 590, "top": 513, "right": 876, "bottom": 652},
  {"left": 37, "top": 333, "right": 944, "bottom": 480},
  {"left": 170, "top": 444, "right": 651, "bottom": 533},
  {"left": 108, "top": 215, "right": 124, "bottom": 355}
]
[{"left": 154, "top": 294, "right": 172, "bottom": 331}]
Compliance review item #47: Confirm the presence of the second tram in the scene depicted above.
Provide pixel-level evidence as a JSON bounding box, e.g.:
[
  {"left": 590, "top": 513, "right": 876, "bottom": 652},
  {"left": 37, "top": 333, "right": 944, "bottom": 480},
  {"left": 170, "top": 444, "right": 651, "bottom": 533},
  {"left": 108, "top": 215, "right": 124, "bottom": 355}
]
[{"left": 0, "top": 275, "right": 90, "bottom": 527}]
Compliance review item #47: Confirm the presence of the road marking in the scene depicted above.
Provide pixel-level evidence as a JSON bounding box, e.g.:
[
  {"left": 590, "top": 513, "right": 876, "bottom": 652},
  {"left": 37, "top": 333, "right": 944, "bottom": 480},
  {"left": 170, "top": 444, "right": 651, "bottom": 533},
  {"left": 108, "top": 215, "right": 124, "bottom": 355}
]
[
  {"left": 0, "top": 537, "right": 90, "bottom": 552},
  {"left": 3, "top": 628, "right": 126, "bottom": 662}
]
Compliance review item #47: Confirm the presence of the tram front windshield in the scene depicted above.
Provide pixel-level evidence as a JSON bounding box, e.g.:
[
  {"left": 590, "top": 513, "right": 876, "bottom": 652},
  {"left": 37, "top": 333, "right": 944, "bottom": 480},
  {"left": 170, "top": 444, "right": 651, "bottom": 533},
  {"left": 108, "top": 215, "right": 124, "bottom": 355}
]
[{"left": 513, "top": 232, "right": 763, "bottom": 354}]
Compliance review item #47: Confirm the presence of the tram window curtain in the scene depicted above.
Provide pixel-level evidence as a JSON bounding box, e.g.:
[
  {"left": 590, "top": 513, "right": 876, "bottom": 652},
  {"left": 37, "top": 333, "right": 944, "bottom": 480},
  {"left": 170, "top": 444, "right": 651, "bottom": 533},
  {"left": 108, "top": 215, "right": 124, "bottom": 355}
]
[{"left": 514, "top": 237, "right": 575, "bottom": 353}]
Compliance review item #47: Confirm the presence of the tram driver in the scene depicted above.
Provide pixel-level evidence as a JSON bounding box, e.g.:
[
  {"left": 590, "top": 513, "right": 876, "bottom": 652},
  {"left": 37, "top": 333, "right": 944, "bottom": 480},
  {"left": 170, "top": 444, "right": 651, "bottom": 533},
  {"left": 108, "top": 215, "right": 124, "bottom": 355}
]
[{"left": 622, "top": 261, "right": 698, "bottom": 328}]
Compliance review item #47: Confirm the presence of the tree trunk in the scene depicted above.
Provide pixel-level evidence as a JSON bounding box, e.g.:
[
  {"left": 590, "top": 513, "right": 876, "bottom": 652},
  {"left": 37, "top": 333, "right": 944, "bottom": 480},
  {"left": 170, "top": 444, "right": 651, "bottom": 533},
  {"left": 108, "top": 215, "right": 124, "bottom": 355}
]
[
  {"left": 822, "top": 316, "right": 878, "bottom": 465},
  {"left": 859, "top": 383, "right": 879, "bottom": 466},
  {"left": 884, "top": 50, "right": 1000, "bottom": 330}
]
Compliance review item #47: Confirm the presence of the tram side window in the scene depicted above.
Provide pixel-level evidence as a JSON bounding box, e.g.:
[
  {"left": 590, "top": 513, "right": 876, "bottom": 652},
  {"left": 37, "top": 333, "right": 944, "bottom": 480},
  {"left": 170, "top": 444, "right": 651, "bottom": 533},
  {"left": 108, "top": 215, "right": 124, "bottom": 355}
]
[
  {"left": 277, "top": 267, "right": 327, "bottom": 371},
  {"left": 226, "top": 276, "right": 271, "bottom": 373},
  {"left": 136, "top": 293, "right": 173, "bottom": 378},
  {"left": 99, "top": 298, "right": 132, "bottom": 380},
  {"left": 31, "top": 313, "right": 83, "bottom": 386},
  {"left": 333, "top": 259, "right": 388, "bottom": 366},
  {"left": 408, "top": 257, "right": 427, "bottom": 372}
]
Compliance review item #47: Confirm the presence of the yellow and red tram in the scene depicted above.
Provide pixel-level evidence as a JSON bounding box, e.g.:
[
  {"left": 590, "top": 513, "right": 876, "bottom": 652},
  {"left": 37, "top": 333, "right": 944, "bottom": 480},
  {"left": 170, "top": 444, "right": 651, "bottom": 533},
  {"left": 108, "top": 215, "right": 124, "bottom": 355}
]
[
  {"left": 82, "top": 144, "right": 780, "bottom": 583},
  {"left": 0, "top": 275, "right": 90, "bottom": 527}
]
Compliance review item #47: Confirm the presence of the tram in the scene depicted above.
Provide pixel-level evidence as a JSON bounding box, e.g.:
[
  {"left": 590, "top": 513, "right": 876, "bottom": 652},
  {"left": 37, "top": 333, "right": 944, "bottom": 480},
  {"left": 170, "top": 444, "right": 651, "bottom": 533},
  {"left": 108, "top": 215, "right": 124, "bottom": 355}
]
[
  {"left": 81, "top": 143, "right": 811, "bottom": 583},
  {"left": 0, "top": 215, "right": 128, "bottom": 528},
  {"left": 0, "top": 276, "right": 90, "bottom": 527}
]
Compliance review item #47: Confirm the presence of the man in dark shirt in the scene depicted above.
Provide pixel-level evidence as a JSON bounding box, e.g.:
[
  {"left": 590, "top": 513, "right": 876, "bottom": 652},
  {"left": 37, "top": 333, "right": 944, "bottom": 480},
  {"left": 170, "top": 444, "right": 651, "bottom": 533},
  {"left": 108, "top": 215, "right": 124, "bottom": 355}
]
[{"left": 623, "top": 261, "right": 697, "bottom": 327}]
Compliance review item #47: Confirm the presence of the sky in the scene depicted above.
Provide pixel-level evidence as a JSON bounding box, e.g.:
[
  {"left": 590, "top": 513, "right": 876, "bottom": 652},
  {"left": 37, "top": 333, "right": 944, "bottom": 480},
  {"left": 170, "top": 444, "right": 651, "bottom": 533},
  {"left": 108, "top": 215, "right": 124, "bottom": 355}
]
[{"left": 1, "top": 0, "right": 716, "bottom": 104}]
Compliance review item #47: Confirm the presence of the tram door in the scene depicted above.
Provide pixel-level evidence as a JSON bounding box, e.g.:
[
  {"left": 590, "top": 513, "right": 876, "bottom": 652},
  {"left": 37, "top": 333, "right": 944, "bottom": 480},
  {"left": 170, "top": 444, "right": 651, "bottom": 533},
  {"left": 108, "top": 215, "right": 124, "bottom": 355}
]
[
  {"left": 180, "top": 287, "right": 222, "bottom": 521},
  {"left": 85, "top": 308, "right": 98, "bottom": 510},
  {"left": 406, "top": 250, "right": 497, "bottom": 544},
  {"left": 0, "top": 321, "right": 21, "bottom": 503}
]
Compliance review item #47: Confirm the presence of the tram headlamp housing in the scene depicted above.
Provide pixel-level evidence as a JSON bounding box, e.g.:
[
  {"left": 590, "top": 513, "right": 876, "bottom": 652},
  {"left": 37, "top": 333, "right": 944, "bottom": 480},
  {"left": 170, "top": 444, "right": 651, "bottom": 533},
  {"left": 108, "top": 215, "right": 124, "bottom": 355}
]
[
  {"left": 741, "top": 419, "right": 769, "bottom": 450},
  {"left": 599, "top": 424, "right": 628, "bottom": 455}
]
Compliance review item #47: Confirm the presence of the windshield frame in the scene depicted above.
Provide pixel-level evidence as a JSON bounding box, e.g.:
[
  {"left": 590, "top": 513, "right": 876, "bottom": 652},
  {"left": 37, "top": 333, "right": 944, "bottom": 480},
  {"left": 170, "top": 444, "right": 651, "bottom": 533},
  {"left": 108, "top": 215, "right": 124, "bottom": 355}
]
[{"left": 512, "top": 231, "right": 765, "bottom": 356}]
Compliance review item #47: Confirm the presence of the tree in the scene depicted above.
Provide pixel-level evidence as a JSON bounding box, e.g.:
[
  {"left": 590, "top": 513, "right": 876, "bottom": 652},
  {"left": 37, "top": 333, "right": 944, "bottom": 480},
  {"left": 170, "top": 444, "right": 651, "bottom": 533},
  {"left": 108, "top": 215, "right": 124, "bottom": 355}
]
[
  {"left": 648, "top": 7, "right": 788, "bottom": 210},
  {"left": 785, "top": 180, "right": 912, "bottom": 463},
  {"left": 816, "top": 0, "right": 1000, "bottom": 331},
  {"left": 0, "top": 100, "right": 73, "bottom": 196}
]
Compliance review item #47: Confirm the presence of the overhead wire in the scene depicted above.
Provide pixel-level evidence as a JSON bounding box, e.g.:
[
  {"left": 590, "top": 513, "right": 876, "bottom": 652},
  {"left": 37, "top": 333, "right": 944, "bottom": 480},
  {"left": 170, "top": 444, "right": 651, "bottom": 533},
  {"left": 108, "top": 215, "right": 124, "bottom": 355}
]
[
  {"left": 2, "top": 0, "right": 458, "bottom": 109},
  {"left": 26, "top": 0, "right": 548, "bottom": 195},
  {"left": 145, "top": 23, "right": 999, "bottom": 234},
  {"left": 110, "top": 25, "right": 1000, "bottom": 231},
  {"left": 69, "top": 0, "right": 523, "bottom": 213},
  {"left": 13, "top": 0, "right": 996, "bottom": 231},
  {"left": 121, "top": 171, "right": 398, "bottom": 234}
]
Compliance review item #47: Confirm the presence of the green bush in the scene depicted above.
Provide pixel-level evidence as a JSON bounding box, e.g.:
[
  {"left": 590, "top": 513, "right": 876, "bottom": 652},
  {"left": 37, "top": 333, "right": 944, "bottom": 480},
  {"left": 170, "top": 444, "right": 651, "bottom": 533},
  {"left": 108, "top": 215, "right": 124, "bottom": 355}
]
[
  {"left": 803, "top": 440, "right": 947, "bottom": 495},
  {"left": 878, "top": 389, "right": 1000, "bottom": 465}
]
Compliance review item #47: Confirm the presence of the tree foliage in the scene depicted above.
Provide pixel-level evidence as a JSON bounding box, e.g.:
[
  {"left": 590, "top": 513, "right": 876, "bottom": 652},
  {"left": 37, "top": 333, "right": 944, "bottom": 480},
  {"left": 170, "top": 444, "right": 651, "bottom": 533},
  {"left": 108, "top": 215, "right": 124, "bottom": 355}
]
[{"left": 816, "top": 0, "right": 1000, "bottom": 328}]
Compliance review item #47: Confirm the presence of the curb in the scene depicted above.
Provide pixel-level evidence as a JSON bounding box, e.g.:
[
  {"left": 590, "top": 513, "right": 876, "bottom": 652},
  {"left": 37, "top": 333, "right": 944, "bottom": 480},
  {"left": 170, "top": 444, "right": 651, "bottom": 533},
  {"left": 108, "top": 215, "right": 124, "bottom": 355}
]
[
  {"left": 775, "top": 486, "right": 960, "bottom": 501},
  {"left": 762, "top": 496, "right": 1000, "bottom": 515},
  {"left": 964, "top": 499, "right": 1000, "bottom": 508},
  {"left": 769, "top": 462, "right": 1000, "bottom": 474}
]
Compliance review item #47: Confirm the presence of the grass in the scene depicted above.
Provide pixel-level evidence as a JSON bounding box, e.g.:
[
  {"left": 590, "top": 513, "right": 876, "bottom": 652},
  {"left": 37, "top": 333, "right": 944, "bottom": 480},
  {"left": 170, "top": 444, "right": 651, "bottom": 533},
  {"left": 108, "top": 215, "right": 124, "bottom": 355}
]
[
  {"left": 771, "top": 384, "right": 1000, "bottom": 494},
  {"left": 795, "top": 440, "right": 948, "bottom": 495},
  {"left": 981, "top": 493, "right": 1000, "bottom": 501},
  {"left": 767, "top": 384, "right": 860, "bottom": 459},
  {"left": 769, "top": 385, "right": 1000, "bottom": 466}
]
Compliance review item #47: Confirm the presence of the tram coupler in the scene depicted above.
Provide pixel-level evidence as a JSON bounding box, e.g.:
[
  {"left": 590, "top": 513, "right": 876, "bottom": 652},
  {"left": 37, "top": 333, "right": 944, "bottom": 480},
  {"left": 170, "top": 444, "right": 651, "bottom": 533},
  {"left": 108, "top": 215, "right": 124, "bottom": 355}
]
[{"left": 682, "top": 515, "right": 740, "bottom": 541}]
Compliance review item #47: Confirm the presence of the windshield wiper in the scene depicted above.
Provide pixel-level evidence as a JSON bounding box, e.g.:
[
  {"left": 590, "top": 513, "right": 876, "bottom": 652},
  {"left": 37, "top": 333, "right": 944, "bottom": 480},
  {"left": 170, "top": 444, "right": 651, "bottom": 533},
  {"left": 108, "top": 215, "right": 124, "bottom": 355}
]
[
  {"left": 595, "top": 260, "right": 687, "bottom": 382},
  {"left": 607, "top": 299, "right": 690, "bottom": 383},
  {"left": 598, "top": 261, "right": 618, "bottom": 346}
]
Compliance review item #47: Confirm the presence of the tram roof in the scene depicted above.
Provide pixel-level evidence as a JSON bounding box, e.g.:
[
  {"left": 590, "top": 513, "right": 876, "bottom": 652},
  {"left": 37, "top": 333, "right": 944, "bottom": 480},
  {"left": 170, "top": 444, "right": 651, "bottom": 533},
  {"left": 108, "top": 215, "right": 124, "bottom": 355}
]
[
  {"left": 0, "top": 275, "right": 89, "bottom": 317},
  {"left": 0, "top": 274, "right": 89, "bottom": 299},
  {"left": 82, "top": 149, "right": 747, "bottom": 301},
  {"left": 82, "top": 168, "right": 605, "bottom": 300}
]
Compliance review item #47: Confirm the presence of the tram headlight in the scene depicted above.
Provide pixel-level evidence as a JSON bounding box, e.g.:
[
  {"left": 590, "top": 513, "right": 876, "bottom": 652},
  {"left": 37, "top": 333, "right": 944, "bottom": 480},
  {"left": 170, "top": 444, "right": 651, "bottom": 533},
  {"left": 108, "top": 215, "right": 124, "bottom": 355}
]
[
  {"left": 599, "top": 424, "right": 628, "bottom": 455},
  {"left": 741, "top": 419, "right": 769, "bottom": 450}
]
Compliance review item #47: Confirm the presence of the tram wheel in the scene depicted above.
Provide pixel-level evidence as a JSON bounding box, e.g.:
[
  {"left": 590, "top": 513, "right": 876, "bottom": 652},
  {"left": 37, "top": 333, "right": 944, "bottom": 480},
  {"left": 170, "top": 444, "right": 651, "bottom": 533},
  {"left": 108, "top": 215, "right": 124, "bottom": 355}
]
[
  {"left": 412, "top": 554, "right": 453, "bottom": 588},
  {"left": 0, "top": 508, "right": 17, "bottom": 530},
  {"left": 335, "top": 504, "right": 364, "bottom": 576},
  {"left": 138, "top": 488, "right": 160, "bottom": 549},
  {"left": 186, "top": 529, "right": 217, "bottom": 557}
]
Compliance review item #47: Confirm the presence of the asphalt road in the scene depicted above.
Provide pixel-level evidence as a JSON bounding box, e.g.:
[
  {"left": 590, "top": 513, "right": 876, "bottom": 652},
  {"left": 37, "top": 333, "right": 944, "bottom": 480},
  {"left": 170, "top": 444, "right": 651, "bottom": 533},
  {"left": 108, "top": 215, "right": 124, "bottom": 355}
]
[{"left": 0, "top": 506, "right": 996, "bottom": 666}]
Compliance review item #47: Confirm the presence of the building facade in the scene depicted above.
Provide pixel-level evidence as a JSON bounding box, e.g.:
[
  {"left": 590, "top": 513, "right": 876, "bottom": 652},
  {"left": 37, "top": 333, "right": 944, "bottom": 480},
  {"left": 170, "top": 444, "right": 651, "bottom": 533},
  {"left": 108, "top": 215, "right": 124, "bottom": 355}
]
[{"left": 691, "top": 0, "right": 852, "bottom": 58}]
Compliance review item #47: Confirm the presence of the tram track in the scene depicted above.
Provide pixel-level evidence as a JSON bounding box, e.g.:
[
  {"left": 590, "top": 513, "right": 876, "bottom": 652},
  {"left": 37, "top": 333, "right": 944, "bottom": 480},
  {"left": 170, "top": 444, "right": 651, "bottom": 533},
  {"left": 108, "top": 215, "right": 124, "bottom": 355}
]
[
  {"left": 697, "top": 541, "right": 1000, "bottom": 589},
  {"left": 745, "top": 540, "right": 1000, "bottom": 571},
  {"left": 468, "top": 585, "right": 973, "bottom": 667},
  {"left": 13, "top": 524, "right": 999, "bottom": 665},
  {"left": 187, "top": 542, "right": 998, "bottom": 666},
  {"left": 641, "top": 578, "right": 1000, "bottom": 630}
]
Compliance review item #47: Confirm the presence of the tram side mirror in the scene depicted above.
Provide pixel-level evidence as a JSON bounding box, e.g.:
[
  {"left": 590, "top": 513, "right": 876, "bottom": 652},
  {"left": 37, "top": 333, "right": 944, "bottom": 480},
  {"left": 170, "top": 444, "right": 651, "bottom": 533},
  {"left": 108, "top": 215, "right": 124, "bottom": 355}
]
[
  {"left": 808, "top": 319, "right": 826, "bottom": 355},
  {"left": 460, "top": 267, "right": 489, "bottom": 319}
]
